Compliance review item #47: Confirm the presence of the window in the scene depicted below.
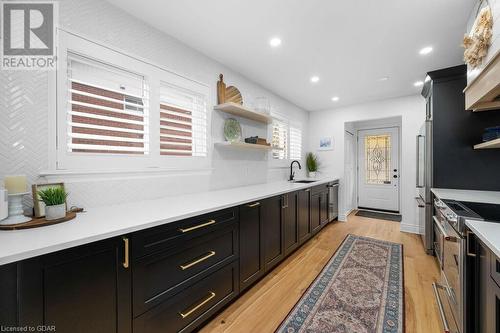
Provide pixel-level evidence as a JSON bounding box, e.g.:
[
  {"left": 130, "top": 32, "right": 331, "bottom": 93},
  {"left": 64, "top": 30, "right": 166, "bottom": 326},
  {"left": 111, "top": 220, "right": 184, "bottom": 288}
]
[
  {"left": 56, "top": 31, "right": 209, "bottom": 171},
  {"left": 364, "top": 134, "right": 391, "bottom": 184},
  {"left": 289, "top": 125, "right": 302, "bottom": 160},
  {"left": 159, "top": 82, "right": 207, "bottom": 157},
  {"left": 272, "top": 119, "right": 288, "bottom": 160},
  {"left": 67, "top": 53, "right": 149, "bottom": 155}
]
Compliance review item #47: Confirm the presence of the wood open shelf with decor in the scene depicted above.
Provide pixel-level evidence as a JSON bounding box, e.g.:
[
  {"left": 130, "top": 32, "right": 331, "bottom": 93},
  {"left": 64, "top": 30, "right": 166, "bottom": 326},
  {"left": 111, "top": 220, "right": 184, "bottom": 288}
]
[
  {"left": 464, "top": 51, "right": 500, "bottom": 112},
  {"left": 474, "top": 138, "right": 500, "bottom": 150},
  {"left": 214, "top": 142, "right": 281, "bottom": 151},
  {"left": 214, "top": 102, "right": 273, "bottom": 124}
]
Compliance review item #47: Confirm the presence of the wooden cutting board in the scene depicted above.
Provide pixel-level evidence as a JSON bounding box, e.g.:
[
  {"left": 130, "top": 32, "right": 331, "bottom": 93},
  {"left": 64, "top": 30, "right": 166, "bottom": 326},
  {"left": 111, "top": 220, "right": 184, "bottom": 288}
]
[{"left": 225, "top": 86, "right": 243, "bottom": 105}]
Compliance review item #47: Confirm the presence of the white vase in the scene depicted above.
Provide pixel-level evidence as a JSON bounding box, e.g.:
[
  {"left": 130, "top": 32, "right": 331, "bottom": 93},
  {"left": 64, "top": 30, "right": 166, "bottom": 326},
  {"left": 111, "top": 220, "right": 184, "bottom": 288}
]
[
  {"left": 45, "top": 204, "right": 66, "bottom": 220},
  {"left": 309, "top": 171, "right": 317, "bottom": 178}
]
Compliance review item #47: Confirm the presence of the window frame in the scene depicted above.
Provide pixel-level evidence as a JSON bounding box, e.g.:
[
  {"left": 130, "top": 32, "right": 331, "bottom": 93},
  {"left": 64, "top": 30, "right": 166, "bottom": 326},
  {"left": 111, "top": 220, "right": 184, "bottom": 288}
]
[{"left": 55, "top": 30, "right": 210, "bottom": 172}]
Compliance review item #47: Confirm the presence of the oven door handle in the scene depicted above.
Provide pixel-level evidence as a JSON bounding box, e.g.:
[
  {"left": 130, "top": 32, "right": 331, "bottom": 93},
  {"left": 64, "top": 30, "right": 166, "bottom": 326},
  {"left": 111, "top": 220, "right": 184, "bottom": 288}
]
[
  {"left": 432, "top": 283, "right": 451, "bottom": 333},
  {"left": 433, "top": 216, "right": 456, "bottom": 241}
]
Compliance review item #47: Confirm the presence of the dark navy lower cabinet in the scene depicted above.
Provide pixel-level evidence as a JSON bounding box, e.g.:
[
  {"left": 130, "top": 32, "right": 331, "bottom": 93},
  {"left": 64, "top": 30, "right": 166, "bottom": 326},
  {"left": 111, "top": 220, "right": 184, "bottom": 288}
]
[
  {"left": 1, "top": 237, "right": 132, "bottom": 333},
  {"left": 133, "top": 261, "right": 239, "bottom": 333},
  {"left": 0, "top": 185, "right": 334, "bottom": 333}
]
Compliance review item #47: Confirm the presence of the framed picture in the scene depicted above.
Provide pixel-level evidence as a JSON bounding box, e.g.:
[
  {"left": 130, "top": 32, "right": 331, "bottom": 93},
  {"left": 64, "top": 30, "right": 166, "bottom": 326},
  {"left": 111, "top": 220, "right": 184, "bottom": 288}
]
[
  {"left": 32, "top": 183, "right": 66, "bottom": 218},
  {"left": 318, "top": 137, "right": 334, "bottom": 151}
]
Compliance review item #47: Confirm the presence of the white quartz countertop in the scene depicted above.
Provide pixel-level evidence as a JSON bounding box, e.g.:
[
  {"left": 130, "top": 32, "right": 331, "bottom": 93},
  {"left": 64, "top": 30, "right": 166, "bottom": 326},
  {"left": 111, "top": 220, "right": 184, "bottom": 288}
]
[
  {"left": 431, "top": 188, "right": 500, "bottom": 204},
  {"left": 0, "top": 178, "right": 338, "bottom": 266},
  {"left": 466, "top": 220, "right": 500, "bottom": 259}
]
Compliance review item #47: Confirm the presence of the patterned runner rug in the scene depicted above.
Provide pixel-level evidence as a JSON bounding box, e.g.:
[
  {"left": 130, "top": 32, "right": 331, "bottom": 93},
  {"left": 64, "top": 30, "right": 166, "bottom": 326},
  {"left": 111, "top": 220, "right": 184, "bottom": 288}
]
[{"left": 276, "top": 234, "right": 404, "bottom": 333}]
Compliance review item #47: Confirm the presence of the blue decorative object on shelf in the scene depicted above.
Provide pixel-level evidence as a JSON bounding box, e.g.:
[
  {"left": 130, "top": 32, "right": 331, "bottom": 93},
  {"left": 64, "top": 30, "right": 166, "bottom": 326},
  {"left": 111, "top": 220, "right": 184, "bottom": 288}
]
[{"left": 482, "top": 126, "right": 500, "bottom": 142}]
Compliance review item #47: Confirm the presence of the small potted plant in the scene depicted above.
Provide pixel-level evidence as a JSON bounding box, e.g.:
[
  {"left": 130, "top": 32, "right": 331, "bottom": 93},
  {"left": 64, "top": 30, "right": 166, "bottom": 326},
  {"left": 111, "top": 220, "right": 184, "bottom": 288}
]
[
  {"left": 306, "top": 152, "right": 320, "bottom": 178},
  {"left": 38, "top": 187, "right": 68, "bottom": 220}
]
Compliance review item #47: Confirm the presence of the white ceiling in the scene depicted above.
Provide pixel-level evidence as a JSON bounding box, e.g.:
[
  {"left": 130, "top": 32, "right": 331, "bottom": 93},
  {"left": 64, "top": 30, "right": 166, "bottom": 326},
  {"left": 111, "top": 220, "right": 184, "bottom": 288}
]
[{"left": 106, "top": 0, "right": 475, "bottom": 111}]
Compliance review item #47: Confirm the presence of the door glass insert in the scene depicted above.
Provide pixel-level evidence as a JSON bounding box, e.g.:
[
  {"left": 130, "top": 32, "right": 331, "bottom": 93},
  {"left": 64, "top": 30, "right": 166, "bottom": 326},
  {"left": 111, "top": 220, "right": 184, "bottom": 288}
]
[{"left": 365, "top": 135, "right": 391, "bottom": 185}]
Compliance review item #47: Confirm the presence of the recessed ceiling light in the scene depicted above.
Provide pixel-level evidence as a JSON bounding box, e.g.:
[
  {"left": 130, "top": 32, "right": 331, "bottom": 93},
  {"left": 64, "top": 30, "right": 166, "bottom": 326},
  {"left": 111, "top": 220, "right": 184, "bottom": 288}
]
[
  {"left": 331, "top": 96, "right": 339, "bottom": 102},
  {"left": 419, "top": 46, "right": 433, "bottom": 55},
  {"left": 310, "top": 76, "right": 320, "bottom": 83},
  {"left": 269, "top": 37, "right": 282, "bottom": 47},
  {"left": 377, "top": 76, "right": 389, "bottom": 82},
  {"left": 414, "top": 81, "right": 424, "bottom": 87}
]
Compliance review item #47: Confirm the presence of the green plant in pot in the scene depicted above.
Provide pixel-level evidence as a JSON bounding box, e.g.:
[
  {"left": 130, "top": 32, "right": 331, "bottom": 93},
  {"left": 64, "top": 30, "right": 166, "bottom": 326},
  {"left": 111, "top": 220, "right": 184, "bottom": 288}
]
[
  {"left": 306, "top": 152, "right": 320, "bottom": 178},
  {"left": 38, "top": 187, "right": 68, "bottom": 220}
]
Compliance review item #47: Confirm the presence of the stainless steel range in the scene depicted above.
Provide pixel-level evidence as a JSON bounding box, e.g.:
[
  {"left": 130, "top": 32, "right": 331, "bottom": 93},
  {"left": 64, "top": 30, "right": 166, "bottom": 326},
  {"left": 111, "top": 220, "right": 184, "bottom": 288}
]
[{"left": 432, "top": 199, "right": 482, "bottom": 333}]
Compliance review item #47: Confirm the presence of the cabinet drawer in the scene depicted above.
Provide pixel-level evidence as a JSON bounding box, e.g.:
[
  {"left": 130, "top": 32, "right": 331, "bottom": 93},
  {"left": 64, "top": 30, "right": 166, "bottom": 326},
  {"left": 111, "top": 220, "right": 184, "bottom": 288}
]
[
  {"left": 133, "top": 224, "right": 238, "bottom": 316},
  {"left": 133, "top": 261, "right": 238, "bottom": 333},
  {"left": 490, "top": 251, "right": 500, "bottom": 289},
  {"left": 132, "top": 208, "right": 237, "bottom": 258},
  {"left": 311, "top": 183, "right": 328, "bottom": 195}
]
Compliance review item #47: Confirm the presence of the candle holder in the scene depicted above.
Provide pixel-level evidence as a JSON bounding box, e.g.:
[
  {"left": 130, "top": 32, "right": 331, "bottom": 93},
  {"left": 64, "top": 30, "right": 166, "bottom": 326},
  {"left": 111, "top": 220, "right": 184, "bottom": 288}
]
[{"left": 0, "top": 192, "right": 31, "bottom": 225}]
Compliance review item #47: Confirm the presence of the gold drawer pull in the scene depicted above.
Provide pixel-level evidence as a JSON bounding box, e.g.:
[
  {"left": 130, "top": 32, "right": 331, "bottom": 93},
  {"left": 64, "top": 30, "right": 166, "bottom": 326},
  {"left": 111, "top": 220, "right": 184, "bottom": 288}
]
[
  {"left": 122, "top": 237, "right": 129, "bottom": 269},
  {"left": 179, "top": 291, "right": 216, "bottom": 319},
  {"left": 179, "top": 220, "right": 216, "bottom": 233},
  {"left": 180, "top": 251, "right": 216, "bottom": 270},
  {"left": 247, "top": 202, "right": 260, "bottom": 208}
]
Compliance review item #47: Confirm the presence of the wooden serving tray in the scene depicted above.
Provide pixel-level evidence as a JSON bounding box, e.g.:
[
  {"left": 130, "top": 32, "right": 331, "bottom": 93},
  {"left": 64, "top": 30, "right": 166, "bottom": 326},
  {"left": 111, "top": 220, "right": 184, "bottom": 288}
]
[{"left": 0, "top": 211, "right": 76, "bottom": 230}]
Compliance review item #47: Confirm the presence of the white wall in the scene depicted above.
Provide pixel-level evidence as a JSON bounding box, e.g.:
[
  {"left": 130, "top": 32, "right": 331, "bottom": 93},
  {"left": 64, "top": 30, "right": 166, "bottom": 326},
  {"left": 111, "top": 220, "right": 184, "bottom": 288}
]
[
  {"left": 0, "top": 0, "right": 308, "bottom": 210},
  {"left": 466, "top": 0, "right": 500, "bottom": 82},
  {"left": 308, "top": 95, "right": 425, "bottom": 233}
]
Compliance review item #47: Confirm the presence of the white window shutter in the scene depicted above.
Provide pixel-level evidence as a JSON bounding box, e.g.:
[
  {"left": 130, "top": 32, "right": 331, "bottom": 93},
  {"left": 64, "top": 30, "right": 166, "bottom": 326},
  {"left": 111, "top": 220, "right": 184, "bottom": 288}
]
[
  {"left": 159, "top": 82, "right": 208, "bottom": 157},
  {"left": 272, "top": 119, "right": 288, "bottom": 160},
  {"left": 67, "top": 53, "right": 149, "bottom": 155},
  {"left": 289, "top": 125, "right": 302, "bottom": 160}
]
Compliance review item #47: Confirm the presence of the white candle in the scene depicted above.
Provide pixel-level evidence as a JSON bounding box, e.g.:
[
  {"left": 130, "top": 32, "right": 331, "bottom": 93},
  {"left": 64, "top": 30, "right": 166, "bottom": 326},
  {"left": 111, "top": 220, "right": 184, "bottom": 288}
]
[{"left": 4, "top": 175, "right": 27, "bottom": 194}]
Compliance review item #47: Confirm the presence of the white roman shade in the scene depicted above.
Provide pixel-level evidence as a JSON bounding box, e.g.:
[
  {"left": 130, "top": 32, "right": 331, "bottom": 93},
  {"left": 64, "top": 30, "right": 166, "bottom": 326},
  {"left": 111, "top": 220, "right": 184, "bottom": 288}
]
[
  {"left": 159, "top": 82, "right": 208, "bottom": 157},
  {"left": 67, "top": 53, "right": 149, "bottom": 155}
]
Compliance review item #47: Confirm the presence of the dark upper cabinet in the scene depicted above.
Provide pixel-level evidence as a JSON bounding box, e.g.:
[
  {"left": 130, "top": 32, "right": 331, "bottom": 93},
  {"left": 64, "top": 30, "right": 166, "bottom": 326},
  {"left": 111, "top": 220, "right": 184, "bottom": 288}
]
[
  {"left": 238, "top": 201, "right": 265, "bottom": 292},
  {"left": 262, "top": 195, "right": 285, "bottom": 271},
  {"left": 283, "top": 191, "right": 299, "bottom": 255},
  {"left": 298, "top": 189, "right": 311, "bottom": 244},
  {"left": 16, "top": 237, "right": 132, "bottom": 333}
]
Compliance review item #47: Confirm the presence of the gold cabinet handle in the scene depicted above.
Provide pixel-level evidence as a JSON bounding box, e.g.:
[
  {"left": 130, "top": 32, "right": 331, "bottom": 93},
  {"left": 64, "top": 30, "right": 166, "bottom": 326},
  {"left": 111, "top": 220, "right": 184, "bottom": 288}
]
[
  {"left": 179, "top": 291, "right": 216, "bottom": 319},
  {"left": 179, "top": 220, "right": 216, "bottom": 233},
  {"left": 122, "top": 237, "right": 129, "bottom": 269},
  {"left": 247, "top": 202, "right": 260, "bottom": 208},
  {"left": 180, "top": 251, "right": 216, "bottom": 270}
]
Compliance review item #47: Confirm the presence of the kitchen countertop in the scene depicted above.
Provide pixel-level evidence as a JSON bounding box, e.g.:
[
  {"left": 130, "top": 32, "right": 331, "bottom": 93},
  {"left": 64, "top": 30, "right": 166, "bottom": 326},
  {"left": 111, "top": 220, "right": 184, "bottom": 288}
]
[
  {"left": 466, "top": 220, "right": 500, "bottom": 259},
  {"left": 431, "top": 188, "right": 500, "bottom": 204},
  {"left": 0, "top": 178, "right": 338, "bottom": 266}
]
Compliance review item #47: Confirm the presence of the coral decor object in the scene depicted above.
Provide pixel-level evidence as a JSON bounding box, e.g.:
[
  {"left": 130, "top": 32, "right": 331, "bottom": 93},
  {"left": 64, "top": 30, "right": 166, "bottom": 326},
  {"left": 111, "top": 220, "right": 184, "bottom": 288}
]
[{"left": 463, "top": 5, "right": 493, "bottom": 68}]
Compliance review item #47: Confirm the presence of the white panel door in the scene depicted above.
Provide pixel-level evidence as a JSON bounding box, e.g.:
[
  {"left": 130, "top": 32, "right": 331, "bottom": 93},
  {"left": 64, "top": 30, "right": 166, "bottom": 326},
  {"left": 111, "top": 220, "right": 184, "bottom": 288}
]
[{"left": 357, "top": 127, "right": 400, "bottom": 212}]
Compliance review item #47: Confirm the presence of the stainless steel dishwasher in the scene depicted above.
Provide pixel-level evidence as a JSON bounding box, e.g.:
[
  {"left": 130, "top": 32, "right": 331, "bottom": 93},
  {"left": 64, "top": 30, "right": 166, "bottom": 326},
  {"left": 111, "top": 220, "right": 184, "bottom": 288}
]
[{"left": 327, "top": 181, "right": 339, "bottom": 221}]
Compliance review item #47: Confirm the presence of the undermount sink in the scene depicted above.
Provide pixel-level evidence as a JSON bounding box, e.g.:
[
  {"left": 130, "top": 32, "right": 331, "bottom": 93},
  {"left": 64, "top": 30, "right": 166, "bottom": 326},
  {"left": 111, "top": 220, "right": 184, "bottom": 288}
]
[{"left": 293, "top": 180, "right": 317, "bottom": 183}]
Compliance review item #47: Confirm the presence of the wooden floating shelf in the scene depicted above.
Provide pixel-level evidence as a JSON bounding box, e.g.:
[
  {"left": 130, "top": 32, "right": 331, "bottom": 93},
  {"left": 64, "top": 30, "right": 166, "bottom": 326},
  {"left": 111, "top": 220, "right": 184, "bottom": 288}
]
[
  {"left": 214, "top": 102, "right": 272, "bottom": 124},
  {"left": 214, "top": 142, "right": 281, "bottom": 151},
  {"left": 474, "top": 138, "right": 500, "bottom": 150},
  {"left": 464, "top": 50, "right": 500, "bottom": 112}
]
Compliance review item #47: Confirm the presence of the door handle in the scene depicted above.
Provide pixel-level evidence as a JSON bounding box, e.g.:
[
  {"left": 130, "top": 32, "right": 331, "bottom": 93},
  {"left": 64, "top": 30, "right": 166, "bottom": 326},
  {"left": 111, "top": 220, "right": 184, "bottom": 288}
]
[{"left": 247, "top": 202, "right": 261, "bottom": 208}]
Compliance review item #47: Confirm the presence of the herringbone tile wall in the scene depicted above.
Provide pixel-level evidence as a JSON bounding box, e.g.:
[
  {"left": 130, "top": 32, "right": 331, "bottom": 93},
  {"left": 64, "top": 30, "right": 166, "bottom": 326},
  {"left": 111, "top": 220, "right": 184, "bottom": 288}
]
[{"left": 1, "top": 0, "right": 308, "bottom": 210}]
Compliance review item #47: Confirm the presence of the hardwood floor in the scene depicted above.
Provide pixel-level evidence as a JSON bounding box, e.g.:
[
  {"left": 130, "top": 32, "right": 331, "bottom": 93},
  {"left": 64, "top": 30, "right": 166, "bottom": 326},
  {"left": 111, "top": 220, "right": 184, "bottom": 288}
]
[{"left": 200, "top": 214, "right": 442, "bottom": 333}]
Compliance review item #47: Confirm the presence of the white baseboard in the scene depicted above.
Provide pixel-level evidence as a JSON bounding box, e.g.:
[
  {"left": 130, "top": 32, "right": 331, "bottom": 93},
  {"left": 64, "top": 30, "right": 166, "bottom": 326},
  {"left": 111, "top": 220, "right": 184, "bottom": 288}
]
[{"left": 400, "top": 223, "right": 423, "bottom": 235}]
